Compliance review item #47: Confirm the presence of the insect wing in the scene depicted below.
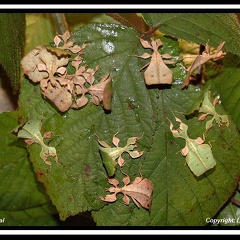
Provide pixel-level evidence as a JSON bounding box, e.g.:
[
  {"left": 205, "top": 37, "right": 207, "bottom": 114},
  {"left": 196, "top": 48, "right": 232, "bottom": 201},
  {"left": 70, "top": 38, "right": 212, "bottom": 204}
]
[
  {"left": 124, "top": 191, "right": 152, "bottom": 210},
  {"left": 99, "top": 148, "right": 117, "bottom": 177},
  {"left": 121, "top": 178, "right": 153, "bottom": 210},
  {"left": 186, "top": 142, "right": 216, "bottom": 177},
  {"left": 52, "top": 87, "right": 72, "bottom": 112},
  {"left": 144, "top": 59, "right": 172, "bottom": 85}
]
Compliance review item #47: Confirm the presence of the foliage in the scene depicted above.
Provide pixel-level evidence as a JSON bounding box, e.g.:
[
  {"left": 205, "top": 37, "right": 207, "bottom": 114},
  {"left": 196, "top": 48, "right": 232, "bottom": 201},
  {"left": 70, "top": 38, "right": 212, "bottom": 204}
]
[
  {"left": 0, "top": 13, "right": 240, "bottom": 227},
  {"left": 0, "top": 13, "right": 25, "bottom": 94}
]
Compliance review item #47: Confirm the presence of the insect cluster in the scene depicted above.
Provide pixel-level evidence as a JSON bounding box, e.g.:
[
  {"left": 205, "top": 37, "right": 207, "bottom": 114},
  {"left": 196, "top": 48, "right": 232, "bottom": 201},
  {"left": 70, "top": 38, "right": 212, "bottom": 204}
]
[
  {"left": 136, "top": 37, "right": 226, "bottom": 89},
  {"left": 21, "top": 31, "right": 112, "bottom": 112},
  {"left": 169, "top": 90, "right": 229, "bottom": 177},
  {"left": 20, "top": 31, "right": 153, "bottom": 211},
  {"left": 136, "top": 37, "right": 228, "bottom": 177},
  {"left": 97, "top": 132, "right": 153, "bottom": 211},
  {"left": 18, "top": 31, "right": 229, "bottom": 213}
]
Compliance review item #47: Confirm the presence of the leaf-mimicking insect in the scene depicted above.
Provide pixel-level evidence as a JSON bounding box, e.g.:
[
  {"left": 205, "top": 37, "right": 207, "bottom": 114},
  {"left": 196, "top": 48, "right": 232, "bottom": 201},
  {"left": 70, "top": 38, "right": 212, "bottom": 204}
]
[
  {"left": 100, "top": 172, "right": 153, "bottom": 210},
  {"left": 97, "top": 132, "right": 144, "bottom": 177},
  {"left": 136, "top": 38, "right": 174, "bottom": 85},
  {"left": 169, "top": 117, "right": 216, "bottom": 177},
  {"left": 14, "top": 119, "right": 58, "bottom": 165}
]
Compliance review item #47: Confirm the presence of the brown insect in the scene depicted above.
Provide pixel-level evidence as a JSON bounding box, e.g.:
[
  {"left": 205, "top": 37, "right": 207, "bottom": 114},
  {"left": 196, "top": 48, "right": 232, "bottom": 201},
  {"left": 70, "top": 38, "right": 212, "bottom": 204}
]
[
  {"left": 182, "top": 41, "right": 226, "bottom": 89},
  {"left": 100, "top": 173, "right": 153, "bottom": 210},
  {"left": 136, "top": 38, "right": 173, "bottom": 85}
]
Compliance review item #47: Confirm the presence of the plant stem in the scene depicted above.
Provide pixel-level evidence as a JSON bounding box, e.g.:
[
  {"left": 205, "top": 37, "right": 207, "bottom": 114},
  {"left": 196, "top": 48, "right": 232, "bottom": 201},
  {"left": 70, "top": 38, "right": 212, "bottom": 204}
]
[
  {"left": 51, "top": 13, "right": 69, "bottom": 35},
  {"left": 231, "top": 197, "right": 240, "bottom": 207},
  {"left": 106, "top": 13, "right": 160, "bottom": 40},
  {"left": 106, "top": 13, "right": 143, "bottom": 34}
]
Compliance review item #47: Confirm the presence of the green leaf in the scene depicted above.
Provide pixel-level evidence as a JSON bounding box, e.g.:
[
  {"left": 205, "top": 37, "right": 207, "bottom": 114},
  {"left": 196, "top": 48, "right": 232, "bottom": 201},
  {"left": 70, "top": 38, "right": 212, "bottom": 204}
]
[
  {"left": 141, "top": 13, "right": 240, "bottom": 55},
  {"left": 25, "top": 13, "right": 56, "bottom": 53},
  {"left": 0, "top": 13, "right": 25, "bottom": 94},
  {"left": 213, "top": 185, "right": 240, "bottom": 226},
  {"left": 17, "top": 23, "right": 240, "bottom": 226},
  {"left": 209, "top": 53, "right": 240, "bottom": 131},
  {"left": 0, "top": 111, "right": 58, "bottom": 226},
  {"left": 0, "top": 205, "right": 58, "bottom": 226}
]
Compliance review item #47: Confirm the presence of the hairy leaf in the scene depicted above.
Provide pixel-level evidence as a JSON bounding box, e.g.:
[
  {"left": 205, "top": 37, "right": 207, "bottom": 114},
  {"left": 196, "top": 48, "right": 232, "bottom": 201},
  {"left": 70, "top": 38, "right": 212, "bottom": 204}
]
[
  {"left": 141, "top": 13, "right": 240, "bottom": 55},
  {"left": 17, "top": 23, "right": 240, "bottom": 226}
]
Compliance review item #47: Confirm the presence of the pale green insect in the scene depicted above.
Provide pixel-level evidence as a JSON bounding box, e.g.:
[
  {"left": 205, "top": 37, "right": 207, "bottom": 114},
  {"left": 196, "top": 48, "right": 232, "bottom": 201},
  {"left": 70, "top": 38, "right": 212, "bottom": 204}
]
[
  {"left": 169, "top": 117, "right": 216, "bottom": 177},
  {"left": 97, "top": 132, "right": 144, "bottom": 177},
  {"left": 198, "top": 90, "right": 229, "bottom": 132},
  {"left": 15, "top": 119, "right": 58, "bottom": 165}
]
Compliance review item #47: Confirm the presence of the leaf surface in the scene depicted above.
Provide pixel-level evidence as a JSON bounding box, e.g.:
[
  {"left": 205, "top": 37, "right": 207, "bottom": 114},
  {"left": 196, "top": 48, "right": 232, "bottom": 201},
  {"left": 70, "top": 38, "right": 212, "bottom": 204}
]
[
  {"left": 17, "top": 23, "right": 240, "bottom": 226},
  {"left": 141, "top": 13, "right": 240, "bottom": 55},
  {"left": 0, "top": 13, "right": 25, "bottom": 93},
  {"left": 0, "top": 111, "right": 57, "bottom": 226}
]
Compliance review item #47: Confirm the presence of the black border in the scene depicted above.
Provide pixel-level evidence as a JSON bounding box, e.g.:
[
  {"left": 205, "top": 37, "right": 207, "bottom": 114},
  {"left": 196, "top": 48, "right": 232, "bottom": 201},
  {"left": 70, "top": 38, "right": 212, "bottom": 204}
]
[
  {"left": 1, "top": 4, "right": 240, "bottom": 235},
  {"left": 0, "top": 4, "right": 240, "bottom": 13}
]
